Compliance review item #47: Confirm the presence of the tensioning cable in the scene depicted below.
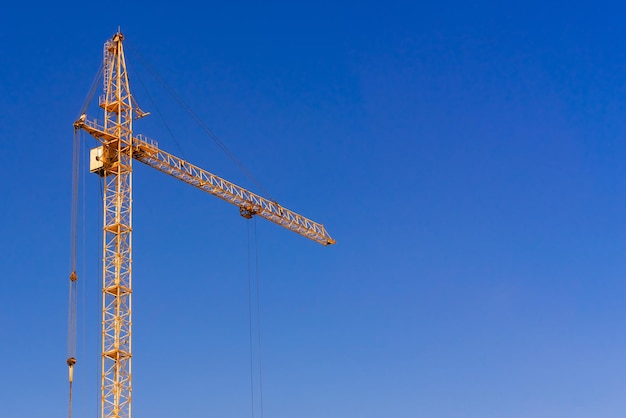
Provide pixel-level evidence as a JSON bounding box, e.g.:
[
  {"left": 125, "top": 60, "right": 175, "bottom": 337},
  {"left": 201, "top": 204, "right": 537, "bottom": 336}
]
[{"left": 125, "top": 40, "right": 275, "bottom": 201}]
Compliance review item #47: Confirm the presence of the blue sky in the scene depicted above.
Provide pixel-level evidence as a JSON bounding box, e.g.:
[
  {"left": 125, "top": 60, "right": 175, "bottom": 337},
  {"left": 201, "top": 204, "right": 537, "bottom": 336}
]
[{"left": 2, "top": 1, "right": 626, "bottom": 417}]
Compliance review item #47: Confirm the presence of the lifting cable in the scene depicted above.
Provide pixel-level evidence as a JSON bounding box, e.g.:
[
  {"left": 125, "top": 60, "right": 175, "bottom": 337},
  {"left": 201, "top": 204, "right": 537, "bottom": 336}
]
[
  {"left": 68, "top": 58, "right": 102, "bottom": 418},
  {"left": 247, "top": 218, "right": 265, "bottom": 418},
  {"left": 80, "top": 135, "right": 89, "bottom": 418},
  {"left": 254, "top": 218, "right": 265, "bottom": 418},
  {"left": 96, "top": 174, "right": 105, "bottom": 418},
  {"left": 68, "top": 60, "right": 100, "bottom": 417},
  {"left": 67, "top": 128, "right": 81, "bottom": 418},
  {"left": 125, "top": 41, "right": 275, "bottom": 201}
]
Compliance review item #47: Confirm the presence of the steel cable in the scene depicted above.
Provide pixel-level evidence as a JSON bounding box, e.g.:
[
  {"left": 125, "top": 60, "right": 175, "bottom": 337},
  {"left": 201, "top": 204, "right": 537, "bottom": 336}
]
[
  {"left": 254, "top": 218, "right": 265, "bottom": 418},
  {"left": 67, "top": 128, "right": 80, "bottom": 418},
  {"left": 247, "top": 220, "right": 256, "bottom": 418},
  {"left": 127, "top": 57, "right": 188, "bottom": 160},
  {"left": 247, "top": 218, "right": 266, "bottom": 418},
  {"left": 125, "top": 40, "right": 275, "bottom": 201},
  {"left": 78, "top": 63, "right": 104, "bottom": 118}
]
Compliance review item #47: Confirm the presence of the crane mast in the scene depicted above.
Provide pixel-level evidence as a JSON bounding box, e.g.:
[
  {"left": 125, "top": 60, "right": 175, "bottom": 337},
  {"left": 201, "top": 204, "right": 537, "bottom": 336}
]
[
  {"left": 73, "top": 31, "right": 335, "bottom": 418},
  {"left": 99, "top": 32, "right": 133, "bottom": 418}
]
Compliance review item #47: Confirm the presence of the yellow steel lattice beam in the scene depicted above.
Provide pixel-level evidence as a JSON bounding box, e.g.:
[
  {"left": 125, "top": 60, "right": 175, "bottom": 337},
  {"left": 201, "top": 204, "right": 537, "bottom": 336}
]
[
  {"left": 77, "top": 117, "right": 336, "bottom": 246},
  {"left": 73, "top": 29, "right": 334, "bottom": 418}
]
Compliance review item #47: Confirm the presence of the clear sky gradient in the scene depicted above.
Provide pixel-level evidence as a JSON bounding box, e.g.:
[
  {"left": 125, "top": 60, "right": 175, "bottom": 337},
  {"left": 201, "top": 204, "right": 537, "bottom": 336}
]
[{"left": 2, "top": 2, "right": 626, "bottom": 417}]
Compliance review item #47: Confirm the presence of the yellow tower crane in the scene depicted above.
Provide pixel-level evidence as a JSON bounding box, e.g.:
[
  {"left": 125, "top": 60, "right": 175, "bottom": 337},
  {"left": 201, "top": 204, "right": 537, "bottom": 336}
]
[{"left": 70, "top": 31, "right": 335, "bottom": 418}]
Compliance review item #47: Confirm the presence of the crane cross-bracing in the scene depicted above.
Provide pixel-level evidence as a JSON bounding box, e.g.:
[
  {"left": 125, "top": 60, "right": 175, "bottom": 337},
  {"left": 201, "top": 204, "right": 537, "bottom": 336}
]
[
  {"left": 71, "top": 31, "right": 334, "bottom": 418},
  {"left": 78, "top": 117, "right": 335, "bottom": 246}
]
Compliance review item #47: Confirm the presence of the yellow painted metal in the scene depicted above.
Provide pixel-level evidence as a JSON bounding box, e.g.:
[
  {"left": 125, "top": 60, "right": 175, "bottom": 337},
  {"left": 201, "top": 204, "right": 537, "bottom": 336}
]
[
  {"left": 101, "top": 32, "right": 133, "bottom": 418},
  {"left": 74, "top": 31, "right": 135, "bottom": 418},
  {"left": 79, "top": 117, "right": 335, "bottom": 246},
  {"left": 73, "top": 30, "right": 335, "bottom": 418}
]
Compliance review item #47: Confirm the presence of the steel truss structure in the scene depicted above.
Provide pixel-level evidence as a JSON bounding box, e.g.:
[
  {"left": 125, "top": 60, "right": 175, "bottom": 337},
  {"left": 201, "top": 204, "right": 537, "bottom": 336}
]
[
  {"left": 101, "top": 33, "right": 133, "bottom": 418},
  {"left": 73, "top": 31, "right": 335, "bottom": 418}
]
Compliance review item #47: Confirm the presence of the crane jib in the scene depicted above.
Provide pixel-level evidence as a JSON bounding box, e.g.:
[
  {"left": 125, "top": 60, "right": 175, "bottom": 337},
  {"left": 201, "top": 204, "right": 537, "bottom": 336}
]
[{"left": 76, "top": 116, "right": 336, "bottom": 246}]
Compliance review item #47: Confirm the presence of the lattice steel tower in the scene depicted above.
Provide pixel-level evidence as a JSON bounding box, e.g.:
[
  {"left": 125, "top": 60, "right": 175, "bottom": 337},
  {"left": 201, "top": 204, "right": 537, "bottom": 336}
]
[
  {"left": 100, "top": 32, "right": 133, "bottom": 418},
  {"left": 72, "top": 31, "right": 335, "bottom": 418}
]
